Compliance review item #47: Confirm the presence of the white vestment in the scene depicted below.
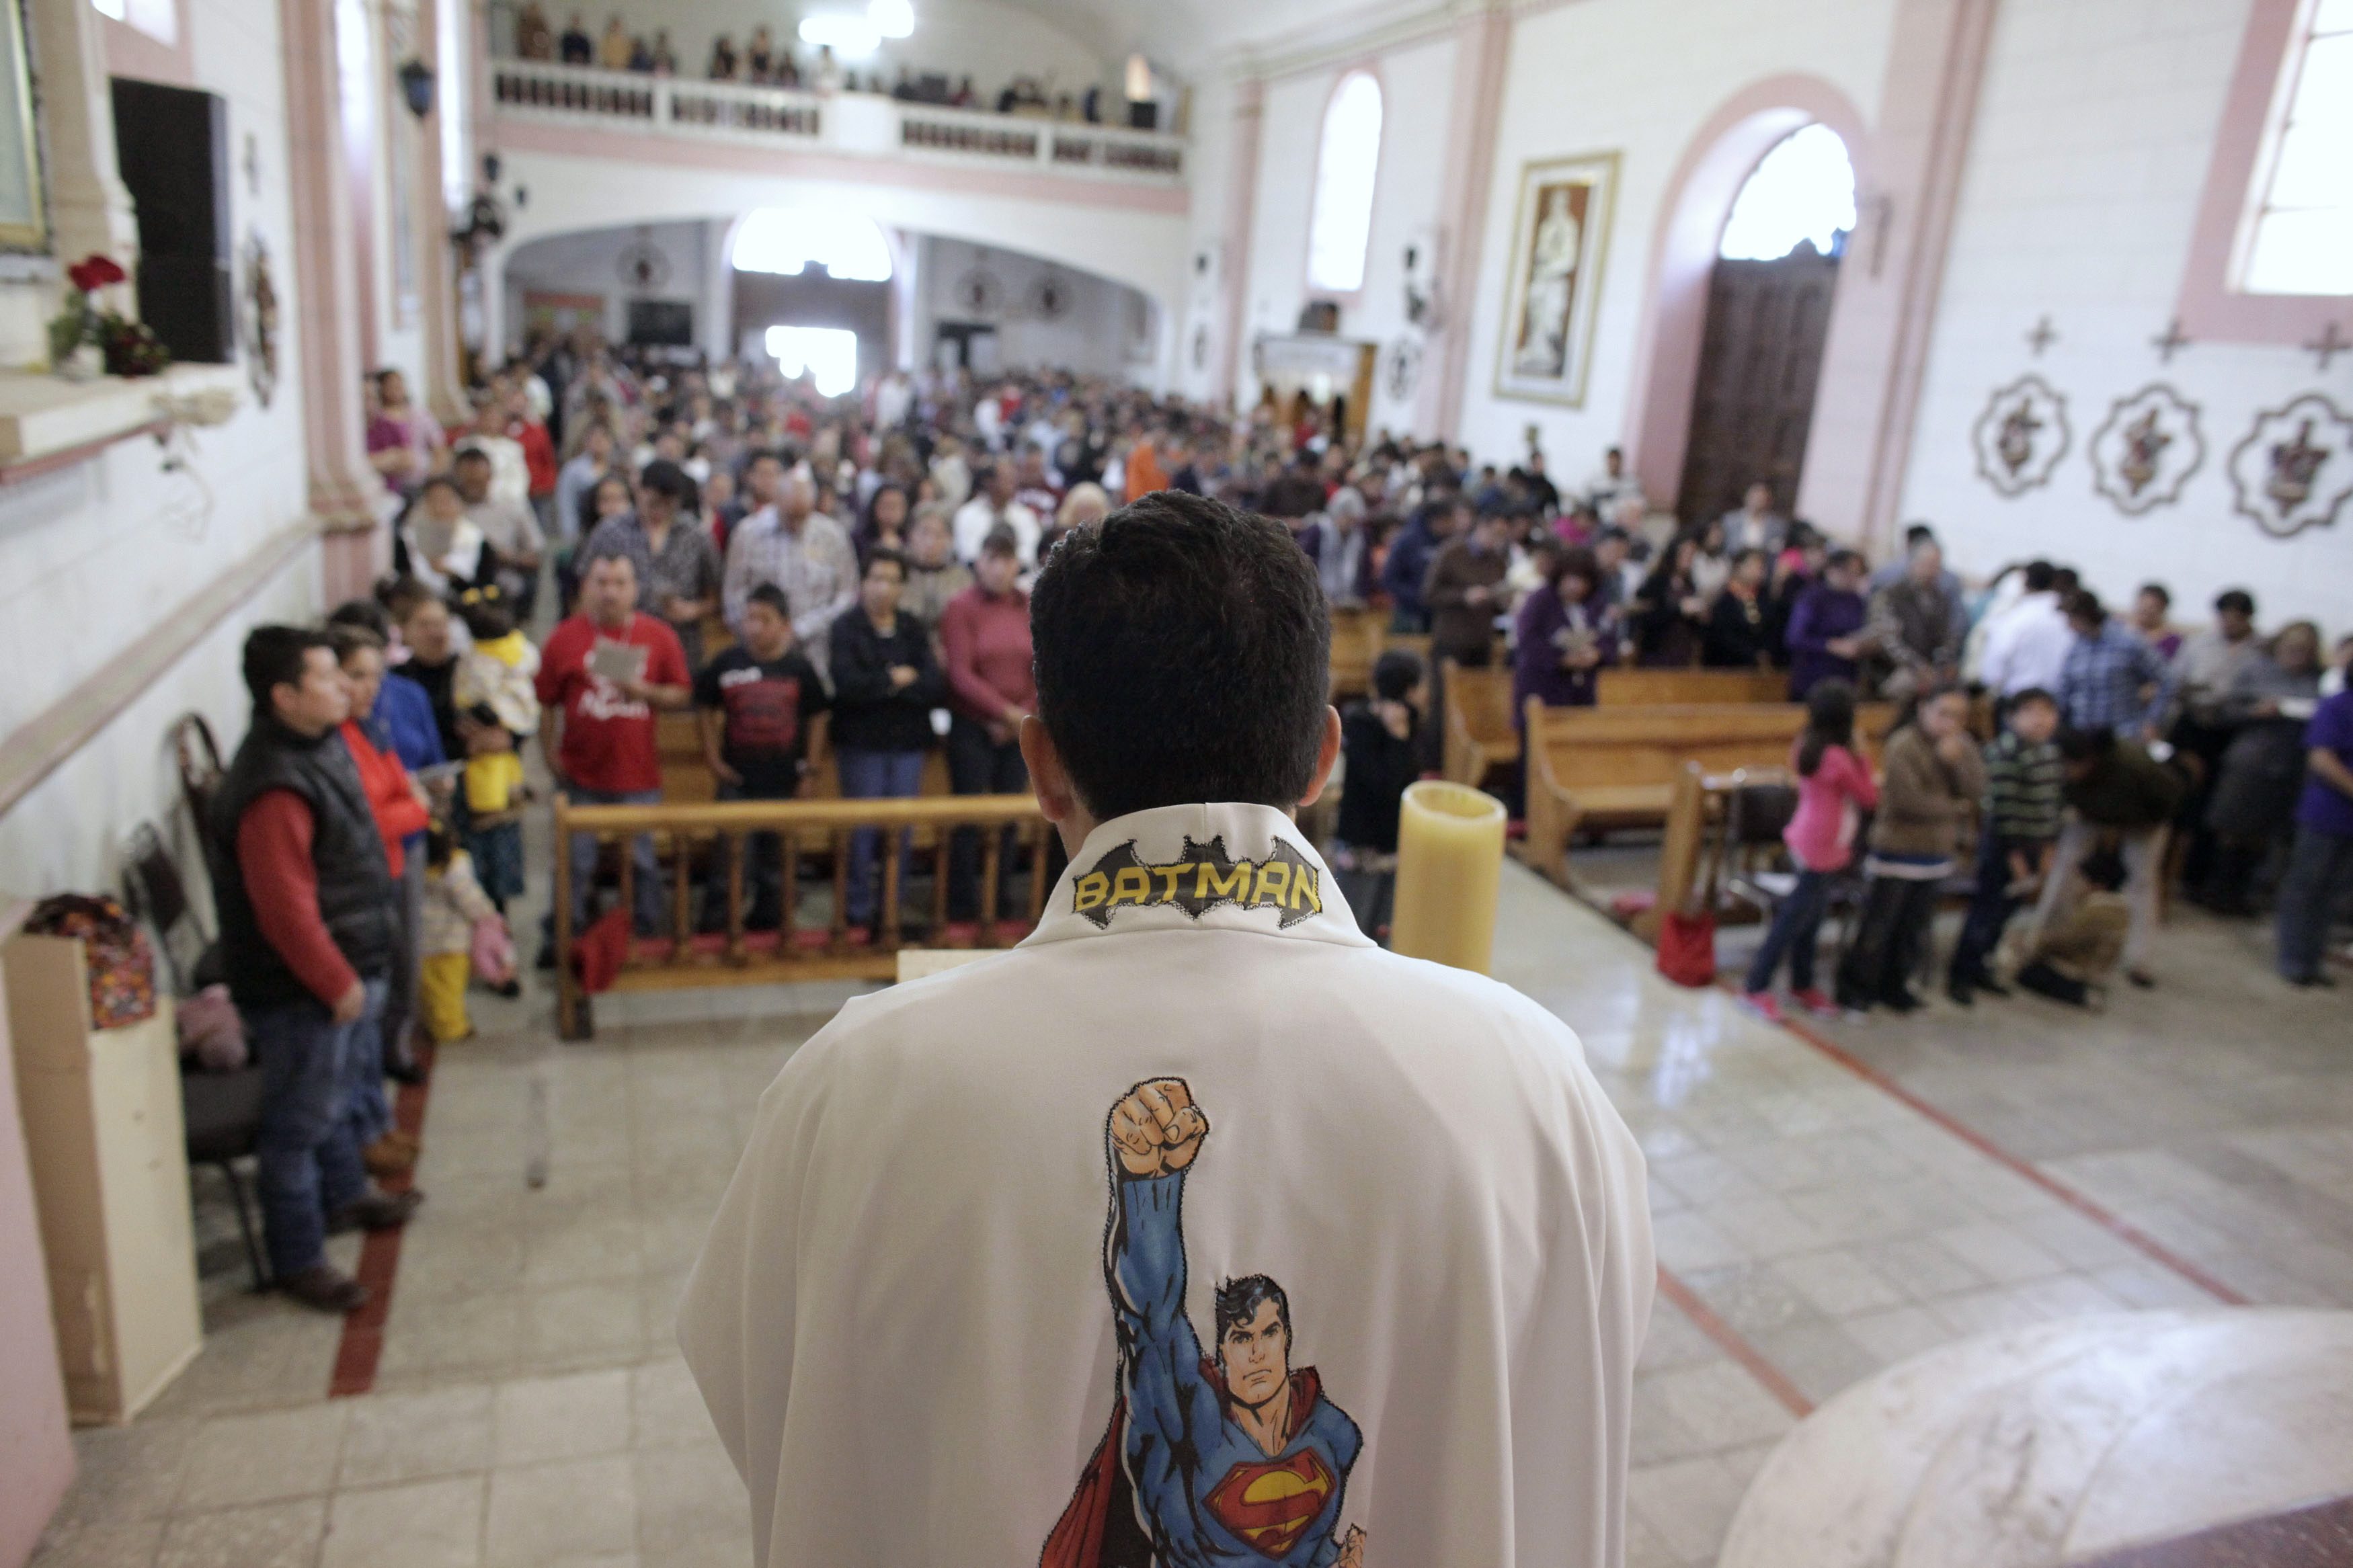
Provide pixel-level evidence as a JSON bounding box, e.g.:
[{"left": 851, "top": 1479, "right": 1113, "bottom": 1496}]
[{"left": 680, "top": 802, "right": 1653, "bottom": 1568}]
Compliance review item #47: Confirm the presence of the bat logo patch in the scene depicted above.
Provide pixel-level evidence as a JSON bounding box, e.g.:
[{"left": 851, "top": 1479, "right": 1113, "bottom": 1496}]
[{"left": 1070, "top": 835, "right": 1323, "bottom": 929}]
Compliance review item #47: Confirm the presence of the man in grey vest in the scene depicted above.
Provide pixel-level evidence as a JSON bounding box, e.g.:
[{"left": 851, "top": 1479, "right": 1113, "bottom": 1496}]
[{"left": 205, "top": 626, "right": 426, "bottom": 1311}]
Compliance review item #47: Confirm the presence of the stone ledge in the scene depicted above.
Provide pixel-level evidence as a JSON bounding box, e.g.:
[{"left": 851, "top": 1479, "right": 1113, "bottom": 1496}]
[{"left": 0, "top": 362, "right": 245, "bottom": 466}]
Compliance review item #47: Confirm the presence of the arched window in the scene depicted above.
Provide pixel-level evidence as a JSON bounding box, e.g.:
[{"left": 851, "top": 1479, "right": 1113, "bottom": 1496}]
[
  {"left": 2241, "top": 1, "right": 2352, "bottom": 295},
  {"left": 1716, "top": 123, "right": 1856, "bottom": 261},
  {"left": 1306, "top": 71, "right": 1382, "bottom": 294},
  {"left": 730, "top": 209, "right": 894, "bottom": 282}
]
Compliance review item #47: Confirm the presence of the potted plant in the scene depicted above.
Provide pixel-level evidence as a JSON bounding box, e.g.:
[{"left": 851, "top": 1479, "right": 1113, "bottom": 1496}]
[{"left": 46, "top": 255, "right": 171, "bottom": 381}]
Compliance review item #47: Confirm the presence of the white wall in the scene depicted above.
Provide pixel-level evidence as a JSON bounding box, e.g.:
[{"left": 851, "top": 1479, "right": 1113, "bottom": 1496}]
[
  {"left": 502, "top": 218, "right": 719, "bottom": 347},
  {"left": 1897, "top": 0, "right": 2353, "bottom": 631},
  {"left": 913, "top": 235, "right": 1151, "bottom": 380},
  {"left": 1451, "top": 0, "right": 1897, "bottom": 472},
  {"left": 526, "top": 0, "right": 1116, "bottom": 104},
  {"left": 0, "top": 0, "right": 323, "bottom": 897},
  {"left": 490, "top": 148, "right": 1189, "bottom": 368},
  {"left": 1169, "top": 69, "right": 1239, "bottom": 406},
  {"left": 1238, "top": 34, "right": 1455, "bottom": 438}
]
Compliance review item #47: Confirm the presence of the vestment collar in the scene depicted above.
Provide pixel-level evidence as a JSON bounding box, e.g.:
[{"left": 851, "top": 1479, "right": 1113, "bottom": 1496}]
[{"left": 1023, "top": 803, "right": 1371, "bottom": 950}]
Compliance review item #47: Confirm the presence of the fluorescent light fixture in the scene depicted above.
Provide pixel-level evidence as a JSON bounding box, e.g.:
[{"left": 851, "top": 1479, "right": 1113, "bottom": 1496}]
[
  {"left": 1124, "top": 53, "right": 1152, "bottom": 101},
  {"left": 870, "top": 0, "right": 914, "bottom": 39},
  {"left": 799, "top": 13, "right": 881, "bottom": 54},
  {"left": 765, "top": 325, "right": 861, "bottom": 397}
]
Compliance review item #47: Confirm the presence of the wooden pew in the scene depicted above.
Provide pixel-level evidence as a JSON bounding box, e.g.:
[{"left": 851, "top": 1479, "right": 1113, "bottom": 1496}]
[
  {"left": 1441, "top": 662, "right": 1520, "bottom": 790},
  {"left": 1327, "top": 606, "right": 1432, "bottom": 702},
  {"left": 1518, "top": 699, "right": 1893, "bottom": 886},
  {"left": 553, "top": 791, "right": 1048, "bottom": 1038},
  {"left": 1328, "top": 607, "right": 1384, "bottom": 700},
  {"left": 1596, "top": 668, "right": 1788, "bottom": 706}
]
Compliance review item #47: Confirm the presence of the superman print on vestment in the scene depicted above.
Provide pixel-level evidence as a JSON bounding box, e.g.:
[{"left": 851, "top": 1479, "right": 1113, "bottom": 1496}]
[{"left": 1041, "top": 1079, "right": 1367, "bottom": 1568}]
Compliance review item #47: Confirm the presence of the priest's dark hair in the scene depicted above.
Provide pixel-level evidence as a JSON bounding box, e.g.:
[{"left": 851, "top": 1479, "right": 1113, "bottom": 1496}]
[
  {"left": 1213, "top": 1275, "right": 1292, "bottom": 1361},
  {"left": 1031, "top": 490, "right": 1328, "bottom": 821}
]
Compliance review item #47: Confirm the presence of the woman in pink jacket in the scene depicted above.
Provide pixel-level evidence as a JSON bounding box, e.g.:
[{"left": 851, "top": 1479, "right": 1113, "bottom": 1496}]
[{"left": 1742, "top": 679, "right": 1878, "bottom": 1022}]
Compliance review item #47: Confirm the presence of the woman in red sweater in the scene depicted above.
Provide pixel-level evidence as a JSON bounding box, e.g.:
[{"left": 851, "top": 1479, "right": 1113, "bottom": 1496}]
[
  {"left": 939, "top": 528, "right": 1037, "bottom": 922},
  {"left": 334, "top": 627, "right": 433, "bottom": 1175}
]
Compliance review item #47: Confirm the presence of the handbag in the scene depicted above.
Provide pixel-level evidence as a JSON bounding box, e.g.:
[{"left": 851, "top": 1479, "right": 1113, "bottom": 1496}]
[
  {"left": 470, "top": 915, "right": 517, "bottom": 987},
  {"left": 24, "top": 893, "right": 159, "bottom": 1029},
  {"left": 1654, "top": 785, "right": 1726, "bottom": 989},
  {"left": 1656, "top": 908, "right": 1719, "bottom": 987}
]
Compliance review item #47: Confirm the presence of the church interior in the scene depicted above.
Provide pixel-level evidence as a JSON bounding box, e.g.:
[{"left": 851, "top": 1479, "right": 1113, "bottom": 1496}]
[{"left": 1, "top": 0, "right": 2350, "bottom": 1563}]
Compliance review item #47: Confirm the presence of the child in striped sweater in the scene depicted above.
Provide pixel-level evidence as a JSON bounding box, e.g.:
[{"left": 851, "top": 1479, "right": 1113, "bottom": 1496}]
[{"left": 1948, "top": 688, "right": 2064, "bottom": 1003}]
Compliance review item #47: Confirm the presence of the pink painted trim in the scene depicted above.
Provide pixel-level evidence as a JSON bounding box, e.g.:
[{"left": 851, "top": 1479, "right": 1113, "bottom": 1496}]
[
  {"left": 100, "top": 2, "right": 194, "bottom": 87},
  {"left": 1624, "top": 75, "right": 1871, "bottom": 509},
  {"left": 1298, "top": 62, "right": 1383, "bottom": 311},
  {"left": 1656, "top": 1266, "right": 1814, "bottom": 1417},
  {"left": 1216, "top": 79, "right": 1265, "bottom": 408},
  {"left": 1769, "top": 1006, "right": 2249, "bottom": 1307},
  {"left": 491, "top": 117, "right": 1191, "bottom": 217},
  {"left": 2178, "top": 0, "right": 2351, "bottom": 345},
  {"left": 1849, "top": 0, "right": 1998, "bottom": 546},
  {"left": 1430, "top": 7, "right": 1511, "bottom": 441}
]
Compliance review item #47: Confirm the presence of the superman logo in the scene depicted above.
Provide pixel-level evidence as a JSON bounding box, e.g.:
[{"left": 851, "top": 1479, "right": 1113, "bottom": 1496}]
[
  {"left": 1070, "top": 835, "right": 1323, "bottom": 930},
  {"left": 1203, "top": 1450, "right": 1335, "bottom": 1559}
]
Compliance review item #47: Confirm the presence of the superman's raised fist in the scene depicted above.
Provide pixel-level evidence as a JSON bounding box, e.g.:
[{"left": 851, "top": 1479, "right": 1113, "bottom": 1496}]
[{"left": 1109, "top": 1078, "right": 1210, "bottom": 1179}]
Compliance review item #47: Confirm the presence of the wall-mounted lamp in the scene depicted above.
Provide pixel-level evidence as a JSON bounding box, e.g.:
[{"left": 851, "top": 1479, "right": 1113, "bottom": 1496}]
[{"left": 398, "top": 58, "right": 435, "bottom": 120}]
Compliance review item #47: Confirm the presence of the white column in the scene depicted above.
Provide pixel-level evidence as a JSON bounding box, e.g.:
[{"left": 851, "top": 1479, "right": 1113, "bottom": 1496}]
[{"left": 25, "top": 0, "right": 138, "bottom": 281}]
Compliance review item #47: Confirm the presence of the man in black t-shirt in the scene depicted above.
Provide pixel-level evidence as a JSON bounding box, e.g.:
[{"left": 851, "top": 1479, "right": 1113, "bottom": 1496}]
[{"left": 695, "top": 585, "right": 828, "bottom": 928}]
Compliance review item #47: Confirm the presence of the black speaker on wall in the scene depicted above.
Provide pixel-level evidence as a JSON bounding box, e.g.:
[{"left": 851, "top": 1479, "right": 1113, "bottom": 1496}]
[{"left": 110, "top": 78, "right": 234, "bottom": 364}]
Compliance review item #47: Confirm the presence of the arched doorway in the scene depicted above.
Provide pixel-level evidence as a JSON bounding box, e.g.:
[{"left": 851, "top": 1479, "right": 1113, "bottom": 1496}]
[{"left": 1675, "top": 124, "right": 1857, "bottom": 528}]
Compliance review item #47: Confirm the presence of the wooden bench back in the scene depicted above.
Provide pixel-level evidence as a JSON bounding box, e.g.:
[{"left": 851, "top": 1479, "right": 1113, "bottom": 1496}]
[
  {"left": 1527, "top": 700, "right": 1895, "bottom": 790},
  {"left": 1596, "top": 669, "right": 1788, "bottom": 706},
  {"left": 1328, "top": 607, "right": 1431, "bottom": 700},
  {"left": 1445, "top": 662, "right": 1517, "bottom": 745},
  {"left": 1526, "top": 703, "right": 1810, "bottom": 792}
]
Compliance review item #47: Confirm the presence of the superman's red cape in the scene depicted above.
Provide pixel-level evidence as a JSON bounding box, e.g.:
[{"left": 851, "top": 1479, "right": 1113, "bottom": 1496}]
[{"left": 1040, "top": 1364, "right": 1324, "bottom": 1568}]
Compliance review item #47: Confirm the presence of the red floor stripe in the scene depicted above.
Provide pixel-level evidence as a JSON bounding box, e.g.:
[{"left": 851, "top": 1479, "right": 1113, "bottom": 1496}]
[
  {"left": 1655, "top": 1264, "right": 1814, "bottom": 1419},
  {"left": 329, "top": 1040, "right": 438, "bottom": 1398},
  {"left": 1761, "top": 1004, "right": 2251, "bottom": 1307}
]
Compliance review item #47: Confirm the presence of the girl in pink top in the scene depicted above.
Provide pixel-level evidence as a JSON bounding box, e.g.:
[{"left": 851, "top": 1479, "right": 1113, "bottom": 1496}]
[{"left": 1743, "top": 679, "right": 1879, "bottom": 1022}]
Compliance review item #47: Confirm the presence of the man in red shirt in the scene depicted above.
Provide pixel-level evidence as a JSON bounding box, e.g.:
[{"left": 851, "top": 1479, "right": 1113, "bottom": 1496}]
[
  {"left": 939, "top": 526, "right": 1037, "bottom": 920},
  {"left": 202, "top": 628, "right": 425, "bottom": 1312},
  {"left": 536, "top": 552, "right": 692, "bottom": 936}
]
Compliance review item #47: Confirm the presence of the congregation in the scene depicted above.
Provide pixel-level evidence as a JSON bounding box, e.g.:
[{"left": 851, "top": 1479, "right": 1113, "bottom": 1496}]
[{"left": 201, "top": 336, "right": 2350, "bottom": 1320}]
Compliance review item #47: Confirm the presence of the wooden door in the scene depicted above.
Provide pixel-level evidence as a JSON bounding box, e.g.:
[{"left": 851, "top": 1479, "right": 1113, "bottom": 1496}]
[{"left": 1676, "top": 245, "right": 1839, "bottom": 529}]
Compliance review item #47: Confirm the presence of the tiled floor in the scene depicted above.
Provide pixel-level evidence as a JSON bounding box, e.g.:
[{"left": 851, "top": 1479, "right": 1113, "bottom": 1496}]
[{"left": 28, "top": 850, "right": 2350, "bottom": 1568}]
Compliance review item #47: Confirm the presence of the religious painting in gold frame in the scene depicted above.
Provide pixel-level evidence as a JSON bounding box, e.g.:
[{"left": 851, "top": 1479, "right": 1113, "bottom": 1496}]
[
  {"left": 1492, "top": 151, "right": 1618, "bottom": 409},
  {"left": 0, "top": 0, "right": 46, "bottom": 251}
]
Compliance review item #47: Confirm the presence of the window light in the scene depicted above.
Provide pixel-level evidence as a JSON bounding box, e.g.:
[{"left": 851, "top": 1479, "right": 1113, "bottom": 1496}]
[
  {"left": 799, "top": 13, "right": 881, "bottom": 55},
  {"left": 2243, "top": 2, "right": 2353, "bottom": 295},
  {"left": 1718, "top": 124, "right": 1856, "bottom": 262},
  {"left": 765, "top": 326, "right": 860, "bottom": 397},
  {"left": 730, "top": 210, "right": 895, "bottom": 283},
  {"left": 1306, "top": 73, "right": 1382, "bottom": 294}
]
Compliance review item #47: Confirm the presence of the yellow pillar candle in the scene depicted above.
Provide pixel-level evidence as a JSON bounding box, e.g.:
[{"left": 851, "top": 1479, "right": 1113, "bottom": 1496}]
[{"left": 1388, "top": 780, "right": 1507, "bottom": 974}]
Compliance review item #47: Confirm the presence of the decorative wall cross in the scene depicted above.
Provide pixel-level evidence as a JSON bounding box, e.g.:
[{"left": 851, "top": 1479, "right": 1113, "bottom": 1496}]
[
  {"left": 2151, "top": 317, "right": 2190, "bottom": 364},
  {"left": 2026, "top": 315, "right": 2058, "bottom": 356},
  {"left": 2307, "top": 321, "right": 2349, "bottom": 372}
]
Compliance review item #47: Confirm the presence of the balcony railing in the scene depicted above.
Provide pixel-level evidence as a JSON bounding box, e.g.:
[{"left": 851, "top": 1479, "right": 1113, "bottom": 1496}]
[{"left": 489, "top": 60, "right": 1185, "bottom": 185}]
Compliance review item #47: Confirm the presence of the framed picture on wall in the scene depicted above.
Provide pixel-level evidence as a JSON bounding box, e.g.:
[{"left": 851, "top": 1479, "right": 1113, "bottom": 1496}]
[
  {"left": 1492, "top": 151, "right": 1619, "bottom": 408},
  {"left": 0, "top": 0, "right": 48, "bottom": 250}
]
